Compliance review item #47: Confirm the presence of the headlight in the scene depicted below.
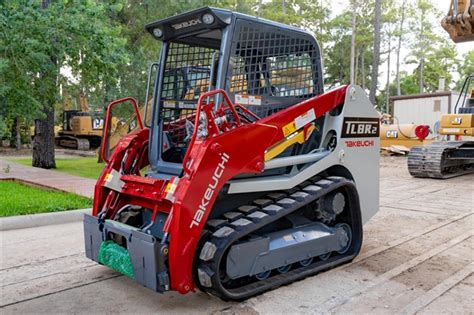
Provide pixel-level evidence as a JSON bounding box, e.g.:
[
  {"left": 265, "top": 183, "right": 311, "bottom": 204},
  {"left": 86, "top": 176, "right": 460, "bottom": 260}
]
[
  {"left": 153, "top": 28, "right": 163, "bottom": 38},
  {"left": 202, "top": 13, "right": 215, "bottom": 25}
]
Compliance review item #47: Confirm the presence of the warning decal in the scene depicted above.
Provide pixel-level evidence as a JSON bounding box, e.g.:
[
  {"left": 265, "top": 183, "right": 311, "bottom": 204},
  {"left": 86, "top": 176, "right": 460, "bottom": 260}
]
[
  {"left": 295, "top": 109, "right": 316, "bottom": 130},
  {"left": 282, "top": 121, "right": 297, "bottom": 137},
  {"left": 235, "top": 94, "right": 262, "bottom": 106},
  {"left": 282, "top": 109, "right": 316, "bottom": 137}
]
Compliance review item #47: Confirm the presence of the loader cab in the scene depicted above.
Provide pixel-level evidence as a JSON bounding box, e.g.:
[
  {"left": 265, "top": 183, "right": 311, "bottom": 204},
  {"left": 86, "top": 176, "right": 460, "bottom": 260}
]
[{"left": 145, "top": 7, "right": 323, "bottom": 177}]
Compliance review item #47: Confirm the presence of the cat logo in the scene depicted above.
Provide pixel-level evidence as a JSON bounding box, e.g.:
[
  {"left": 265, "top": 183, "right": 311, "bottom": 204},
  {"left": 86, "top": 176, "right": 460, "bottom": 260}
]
[{"left": 386, "top": 130, "right": 398, "bottom": 138}]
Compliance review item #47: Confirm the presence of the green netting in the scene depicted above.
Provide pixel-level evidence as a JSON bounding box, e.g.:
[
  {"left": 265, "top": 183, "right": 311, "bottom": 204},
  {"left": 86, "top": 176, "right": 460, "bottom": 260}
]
[{"left": 98, "top": 240, "right": 135, "bottom": 279}]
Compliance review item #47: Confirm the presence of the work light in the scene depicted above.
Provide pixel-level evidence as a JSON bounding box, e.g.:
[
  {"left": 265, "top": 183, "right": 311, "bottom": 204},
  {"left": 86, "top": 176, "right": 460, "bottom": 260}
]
[
  {"left": 153, "top": 28, "right": 163, "bottom": 38},
  {"left": 202, "top": 13, "right": 215, "bottom": 25}
]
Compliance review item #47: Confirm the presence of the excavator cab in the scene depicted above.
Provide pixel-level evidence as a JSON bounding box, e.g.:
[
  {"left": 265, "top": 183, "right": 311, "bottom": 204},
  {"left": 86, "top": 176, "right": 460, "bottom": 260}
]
[{"left": 441, "top": 0, "right": 474, "bottom": 43}]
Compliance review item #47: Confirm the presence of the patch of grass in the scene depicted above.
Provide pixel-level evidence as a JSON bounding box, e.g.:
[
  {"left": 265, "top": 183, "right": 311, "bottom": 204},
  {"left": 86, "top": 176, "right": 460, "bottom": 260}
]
[
  {"left": 12, "top": 157, "right": 104, "bottom": 179},
  {"left": 0, "top": 181, "right": 92, "bottom": 217}
]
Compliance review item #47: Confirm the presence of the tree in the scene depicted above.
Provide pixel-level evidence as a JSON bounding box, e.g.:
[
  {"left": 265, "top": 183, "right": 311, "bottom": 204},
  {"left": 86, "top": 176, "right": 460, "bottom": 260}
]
[
  {"left": 381, "top": 0, "right": 398, "bottom": 112},
  {"left": 423, "top": 42, "right": 458, "bottom": 92},
  {"left": 394, "top": 0, "right": 409, "bottom": 96},
  {"left": 1, "top": 1, "right": 128, "bottom": 168},
  {"left": 456, "top": 50, "right": 474, "bottom": 90},
  {"left": 406, "top": 0, "right": 441, "bottom": 94},
  {"left": 350, "top": 1, "right": 357, "bottom": 85},
  {"left": 32, "top": 0, "right": 58, "bottom": 169},
  {"left": 369, "top": 0, "right": 382, "bottom": 105},
  {"left": 324, "top": 2, "right": 374, "bottom": 89}
]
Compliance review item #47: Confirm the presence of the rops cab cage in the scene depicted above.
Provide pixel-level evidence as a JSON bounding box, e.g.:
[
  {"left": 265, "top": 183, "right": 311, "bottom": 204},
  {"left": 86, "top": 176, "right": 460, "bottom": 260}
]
[{"left": 145, "top": 7, "right": 323, "bottom": 175}]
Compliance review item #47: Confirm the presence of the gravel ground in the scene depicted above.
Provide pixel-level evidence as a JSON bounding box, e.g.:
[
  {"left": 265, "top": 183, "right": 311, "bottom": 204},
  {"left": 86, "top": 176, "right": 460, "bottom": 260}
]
[{"left": 1, "top": 156, "right": 473, "bottom": 314}]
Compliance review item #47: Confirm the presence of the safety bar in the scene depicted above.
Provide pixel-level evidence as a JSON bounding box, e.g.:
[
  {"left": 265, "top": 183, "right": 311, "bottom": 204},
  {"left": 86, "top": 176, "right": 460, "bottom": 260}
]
[
  {"left": 101, "top": 97, "right": 144, "bottom": 163},
  {"left": 182, "top": 89, "right": 242, "bottom": 175},
  {"left": 454, "top": 74, "right": 473, "bottom": 114},
  {"left": 264, "top": 150, "right": 331, "bottom": 170},
  {"left": 144, "top": 63, "right": 160, "bottom": 128}
]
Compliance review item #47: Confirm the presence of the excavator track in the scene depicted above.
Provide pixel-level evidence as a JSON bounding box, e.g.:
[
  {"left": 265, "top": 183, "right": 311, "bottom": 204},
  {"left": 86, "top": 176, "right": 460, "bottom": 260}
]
[
  {"left": 56, "top": 136, "right": 91, "bottom": 150},
  {"left": 408, "top": 141, "right": 474, "bottom": 179},
  {"left": 195, "top": 175, "right": 363, "bottom": 301}
]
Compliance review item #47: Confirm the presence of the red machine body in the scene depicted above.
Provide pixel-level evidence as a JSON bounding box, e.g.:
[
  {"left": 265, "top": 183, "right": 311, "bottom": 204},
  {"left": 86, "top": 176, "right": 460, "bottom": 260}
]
[{"left": 92, "top": 87, "right": 348, "bottom": 293}]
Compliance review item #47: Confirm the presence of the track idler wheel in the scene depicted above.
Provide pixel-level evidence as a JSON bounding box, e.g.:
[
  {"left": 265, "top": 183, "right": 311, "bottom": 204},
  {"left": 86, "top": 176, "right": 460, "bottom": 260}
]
[
  {"left": 335, "top": 223, "right": 352, "bottom": 254},
  {"left": 255, "top": 270, "right": 271, "bottom": 280},
  {"left": 299, "top": 257, "right": 313, "bottom": 267},
  {"left": 319, "top": 252, "right": 331, "bottom": 261},
  {"left": 277, "top": 264, "right": 292, "bottom": 274}
]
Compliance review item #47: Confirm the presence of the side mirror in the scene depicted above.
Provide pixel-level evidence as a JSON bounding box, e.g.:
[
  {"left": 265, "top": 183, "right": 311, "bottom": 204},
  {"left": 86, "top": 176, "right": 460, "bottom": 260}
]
[{"left": 101, "top": 97, "right": 144, "bottom": 163}]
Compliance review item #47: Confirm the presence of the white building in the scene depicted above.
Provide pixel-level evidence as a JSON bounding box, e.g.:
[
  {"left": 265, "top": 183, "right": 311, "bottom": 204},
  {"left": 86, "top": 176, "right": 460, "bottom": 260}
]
[{"left": 389, "top": 92, "right": 460, "bottom": 130}]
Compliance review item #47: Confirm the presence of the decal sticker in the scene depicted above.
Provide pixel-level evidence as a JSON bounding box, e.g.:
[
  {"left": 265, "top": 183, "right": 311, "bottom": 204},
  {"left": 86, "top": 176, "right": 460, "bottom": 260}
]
[
  {"left": 103, "top": 169, "right": 124, "bottom": 192},
  {"left": 295, "top": 109, "right": 316, "bottom": 130},
  {"left": 163, "top": 101, "right": 196, "bottom": 109},
  {"left": 451, "top": 117, "right": 462, "bottom": 125},
  {"left": 235, "top": 94, "right": 248, "bottom": 104},
  {"left": 345, "top": 140, "right": 375, "bottom": 148},
  {"left": 282, "top": 121, "right": 297, "bottom": 137},
  {"left": 190, "top": 152, "right": 230, "bottom": 229},
  {"left": 248, "top": 95, "right": 262, "bottom": 106},
  {"left": 341, "top": 117, "right": 380, "bottom": 138},
  {"left": 442, "top": 128, "right": 460, "bottom": 133},
  {"left": 235, "top": 94, "right": 261, "bottom": 106},
  {"left": 177, "top": 102, "right": 196, "bottom": 109},
  {"left": 163, "top": 100, "right": 176, "bottom": 108},
  {"left": 282, "top": 109, "right": 316, "bottom": 137},
  {"left": 93, "top": 118, "right": 104, "bottom": 129},
  {"left": 165, "top": 182, "right": 177, "bottom": 194},
  {"left": 104, "top": 172, "right": 113, "bottom": 182},
  {"left": 164, "top": 177, "right": 179, "bottom": 202},
  {"left": 171, "top": 18, "right": 202, "bottom": 30},
  {"left": 386, "top": 130, "right": 398, "bottom": 138}
]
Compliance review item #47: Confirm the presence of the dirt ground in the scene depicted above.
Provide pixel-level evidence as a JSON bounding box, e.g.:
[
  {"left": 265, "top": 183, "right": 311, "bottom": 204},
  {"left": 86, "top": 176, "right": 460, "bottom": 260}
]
[{"left": 1, "top": 156, "right": 473, "bottom": 314}]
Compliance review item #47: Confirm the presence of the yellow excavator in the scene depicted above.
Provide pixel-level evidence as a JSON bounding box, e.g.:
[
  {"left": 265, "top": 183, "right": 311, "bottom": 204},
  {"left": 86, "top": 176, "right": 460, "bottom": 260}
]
[
  {"left": 55, "top": 93, "right": 103, "bottom": 150},
  {"left": 441, "top": 0, "right": 474, "bottom": 42},
  {"left": 407, "top": 2, "right": 474, "bottom": 178}
]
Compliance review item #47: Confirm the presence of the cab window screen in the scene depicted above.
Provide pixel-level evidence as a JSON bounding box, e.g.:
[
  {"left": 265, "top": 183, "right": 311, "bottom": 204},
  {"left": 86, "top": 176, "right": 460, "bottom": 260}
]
[
  {"left": 159, "top": 42, "right": 219, "bottom": 161},
  {"left": 228, "top": 24, "right": 321, "bottom": 118},
  {"left": 268, "top": 53, "right": 313, "bottom": 97},
  {"left": 229, "top": 26, "right": 319, "bottom": 98},
  {"left": 161, "top": 43, "right": 216, "bottom": 101}
]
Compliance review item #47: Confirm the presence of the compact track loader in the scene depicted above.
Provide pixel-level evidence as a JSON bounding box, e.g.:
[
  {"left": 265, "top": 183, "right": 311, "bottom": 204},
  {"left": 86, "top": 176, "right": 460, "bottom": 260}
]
[{"left": 84, "top": 7, "right": 380, "bottom": 300}]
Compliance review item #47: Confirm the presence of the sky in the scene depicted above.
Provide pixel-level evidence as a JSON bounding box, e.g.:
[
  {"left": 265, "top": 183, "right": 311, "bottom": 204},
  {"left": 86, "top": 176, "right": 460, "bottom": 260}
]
[
  {"left": 329, "top": 0, "right": 472, "bottom": 55},
  {"left": 61, "top": 1, "right": 472, "bottom": 93},
  {"left": 330, "top": 0, "right": 473, "bottom": 90}
]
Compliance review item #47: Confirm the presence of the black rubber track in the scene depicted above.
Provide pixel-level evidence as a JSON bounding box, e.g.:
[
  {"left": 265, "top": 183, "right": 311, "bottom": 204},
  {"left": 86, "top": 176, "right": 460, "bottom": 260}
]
[
  {"left": 194, "top": 175, "right": 363, "bottom": 301},
  {"left": 408, "top": 141, "right": 474, "bottom": 179}
]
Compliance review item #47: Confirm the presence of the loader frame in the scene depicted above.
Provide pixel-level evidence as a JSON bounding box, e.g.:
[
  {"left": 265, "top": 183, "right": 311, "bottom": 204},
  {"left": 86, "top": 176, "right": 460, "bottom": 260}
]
[{"left": 84, "top": 7, "right": 380, "bottom": 298}]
